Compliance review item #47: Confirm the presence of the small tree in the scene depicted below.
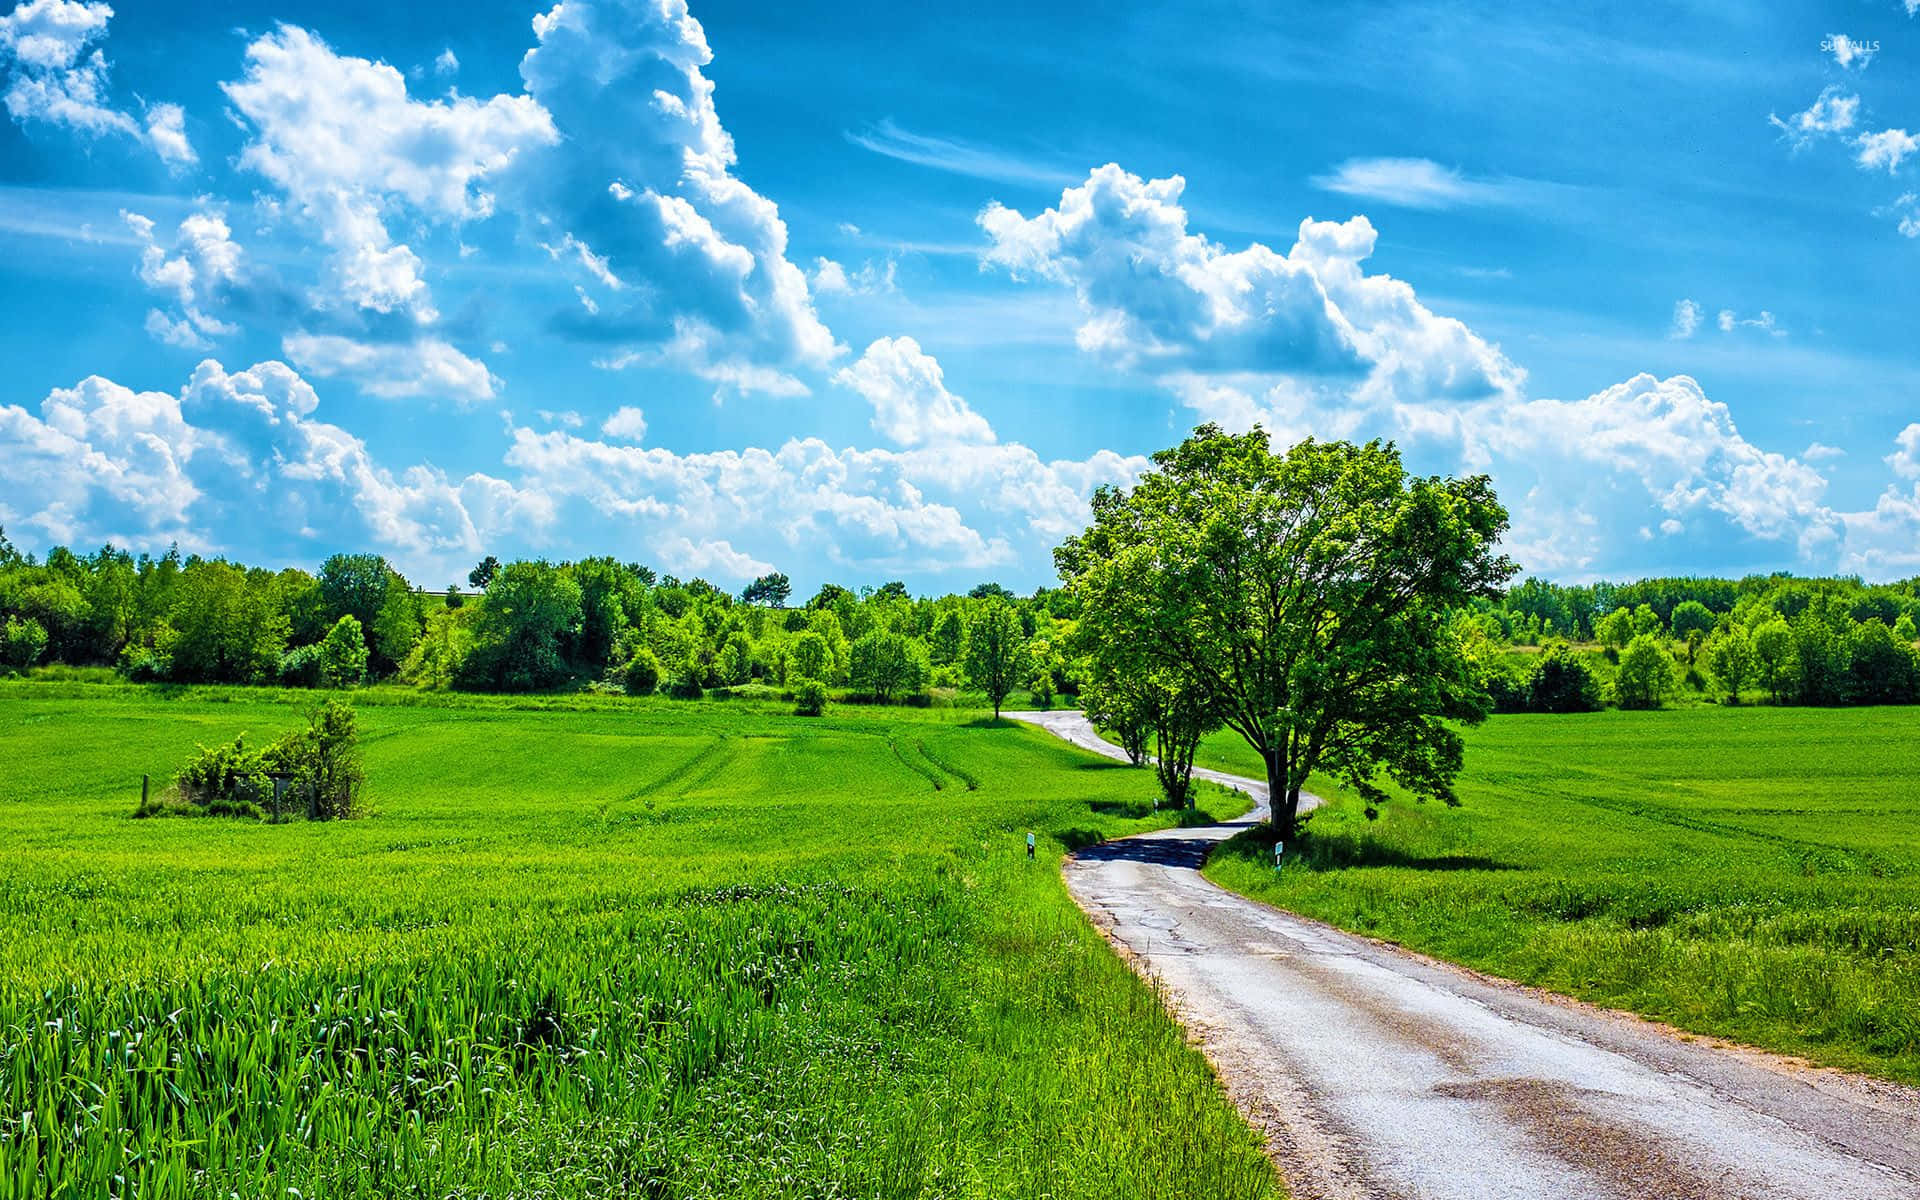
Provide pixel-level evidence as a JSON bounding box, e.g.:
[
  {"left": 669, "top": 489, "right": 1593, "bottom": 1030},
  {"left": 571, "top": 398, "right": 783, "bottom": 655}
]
[
  {"left": 1671, "top": 601, "right": 1716, "bottom": 647},
  {"left": 1614, "top": 634, "right": 1678, "bottom": 709},
  {"left": 740, "top": 571, "right": 792, "bottom": 607},
  {"left": 848, "top": 630, "right": 929, "bottom": 702},
  {"left": 930, "top": 609, "right": 965, "bottom": 665},
  {"left": 619, "top": 645, "right": 662, "bottom": 694},
  {"left": 1594, "top": 608, "right": 1634, "bottom": 652},
  {"left": 789, "top": 631, "right": 831, "bottom": 682},
  {"left": 1080, "top": 674, "right": 1152, "bottom": 765},
  {"left": 963, "top": 600, "right": 1030, "bottom": 718},
  {"left": 1752, "top": 618, "right": 1796, "bottom": 704},
  {"left": 2, "top": 615, "right": 49, "bottom": 672},
  {"left": 468, "top": 555, "right": 501, "bottom": 589},
  {"left": 1148, "top": 674, "right": 1216, "bottom": 809},
  {"left": 317, "top": 615, "right": 368, "bottom": 688},
  {"left": 1630, "top": 604, "right": 1664, "bottom": 639},
  {"left": 1705, "top": 626, "right": 1756, "bottom": 704}
]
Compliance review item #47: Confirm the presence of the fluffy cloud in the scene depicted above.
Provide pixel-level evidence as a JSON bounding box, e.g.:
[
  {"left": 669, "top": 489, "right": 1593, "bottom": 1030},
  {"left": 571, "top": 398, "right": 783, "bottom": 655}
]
[
  {"left": 124, "top": 207, "right": 243, "bottom": 348},
  {"left": 499, "top": 425, "right": 1145, "bottom": 577},
  {"left": 0, "top": 359, "right": 542, "bottom": 571},
  {"left": 600, "top": 405, "right": 648, "bottom": 442},
  {"left": 1888, "top": 424, "right": 1920, "bottom": 481},
  {"left": 1769, "top": 87, "right": 1859, "bottom": 147},
  {"left": 223, "top": 25, "right": 556, "bottom": 320},
  {"left": 833, "top": 336, "right": 994, "bottom": 448},
  {"left": 282, "top": 332, "right": 496, "bottom": 404},
  {"left": 518, "top": 0, "right": 839, "bottom": 386},
  {"left": 1173, "top": 368, "right": 1920, "bottom": 577},
  {"left": 980, "top": 163, "right": 1522, "bottom": 403},
  {"left": 1855, "top": 128, "right": 1917, "bottom": 173},
  {"left": 0, "top": 356, "right": 1145, "bottom": 584},
  {"left": 0, "top": 0, "right": 194, "bottom": 164}
]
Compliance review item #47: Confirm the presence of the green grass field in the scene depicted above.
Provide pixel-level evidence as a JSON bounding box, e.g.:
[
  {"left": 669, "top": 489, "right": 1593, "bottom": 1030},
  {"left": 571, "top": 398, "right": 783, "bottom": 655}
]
[
  {"left": 0, "top": 681, "right": 1278, "bottom": 1199},
  {"left": 1199, "top": 707, "right": 1920, "bottom": 1083}
]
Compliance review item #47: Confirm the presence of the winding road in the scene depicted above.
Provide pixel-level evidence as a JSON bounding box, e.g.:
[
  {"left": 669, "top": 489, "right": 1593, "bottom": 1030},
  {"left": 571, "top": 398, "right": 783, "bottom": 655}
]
[{"left": 1008, "top": 709, "right": 1920, "bottom": 1200}]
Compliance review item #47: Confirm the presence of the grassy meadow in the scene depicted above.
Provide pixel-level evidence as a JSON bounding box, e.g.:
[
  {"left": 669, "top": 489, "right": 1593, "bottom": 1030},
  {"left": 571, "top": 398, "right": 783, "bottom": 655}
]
[
  {"left": 0, "top": 680, "right": 1278, "bottom": 1199},
  {"left": 1201, "top": 707, "right": 1920, "bottom": 1083}
]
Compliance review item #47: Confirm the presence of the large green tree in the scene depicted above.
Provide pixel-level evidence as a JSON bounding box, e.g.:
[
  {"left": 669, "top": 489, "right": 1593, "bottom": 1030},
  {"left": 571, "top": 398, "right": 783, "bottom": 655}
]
[
  {"left": 1056, "top": 426, "right": 1512, "bottom": 835},
  {"left": 459, "top": 561, "right": 583, "bottom": 692}
]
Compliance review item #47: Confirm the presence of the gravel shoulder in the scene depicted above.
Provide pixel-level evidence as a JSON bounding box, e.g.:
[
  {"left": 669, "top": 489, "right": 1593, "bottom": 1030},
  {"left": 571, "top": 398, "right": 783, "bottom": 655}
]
[{"left": 1008, "top": 709, "right": 1920, "bottom": 1200}]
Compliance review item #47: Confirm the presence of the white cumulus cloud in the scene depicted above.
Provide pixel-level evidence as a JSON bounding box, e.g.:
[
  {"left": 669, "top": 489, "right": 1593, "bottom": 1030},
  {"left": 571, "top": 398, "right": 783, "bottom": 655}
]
[
  {"left": 0, "top": 0, "right": 194, "bottom": 164},
  {"left": 834, "top": 336, "right": 995, "bottom": 448}
]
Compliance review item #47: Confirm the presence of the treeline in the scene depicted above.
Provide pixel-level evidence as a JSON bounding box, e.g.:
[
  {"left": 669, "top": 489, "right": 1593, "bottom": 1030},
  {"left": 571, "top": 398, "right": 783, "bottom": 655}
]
[
  {"left": 0, "top": 530, "right": 1068, "bottom": 704},
  {"left": 4, "top": 526, "right": 1915, "bottom": 713},
  {"left": 1466, "top": 574, "right": 1920, "bottom": 712},
  {"left": 1478, "top": 574, "right": 1920, "bottom": 644}
]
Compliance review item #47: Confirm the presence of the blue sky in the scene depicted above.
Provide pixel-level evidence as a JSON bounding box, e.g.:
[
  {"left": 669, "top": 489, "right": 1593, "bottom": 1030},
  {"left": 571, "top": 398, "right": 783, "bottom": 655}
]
[{"left": 2, "top": 0, "right": 1918, "bottom": 593}]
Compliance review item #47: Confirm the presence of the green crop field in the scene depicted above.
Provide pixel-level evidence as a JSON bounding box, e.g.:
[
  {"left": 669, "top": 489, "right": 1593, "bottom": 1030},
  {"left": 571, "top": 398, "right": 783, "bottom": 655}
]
[
  {"left": 1200, "top": 706, "right": 1920, "bottom": 1083},
  {"left": 0, "top": 681, "right": 1279, "bottom": 1200}
]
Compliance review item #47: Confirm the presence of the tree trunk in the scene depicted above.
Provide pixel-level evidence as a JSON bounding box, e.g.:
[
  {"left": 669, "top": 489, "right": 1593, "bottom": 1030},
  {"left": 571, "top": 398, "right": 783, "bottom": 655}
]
[{"left": 1263, "top": 750, "right": 1301, "bottom": 836}]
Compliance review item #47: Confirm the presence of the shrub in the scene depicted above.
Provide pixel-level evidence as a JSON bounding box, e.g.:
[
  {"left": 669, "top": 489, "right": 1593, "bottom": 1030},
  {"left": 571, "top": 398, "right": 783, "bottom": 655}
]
[
  {"left": 119, "top": 643, "right": 172, "bottom": 683},
  {"left": 1614, "top": 635, "right": 1678, "bottom": 710},
  {"left": 318, "top": 615, "right": 369, "bottom": 688},
  {"left": 278, "top": 643, "right": 325, "bottom": 687},
  {"left": 793, "top": 678, "right": 828, "bottom": 716},
  {"left": 619, "top": 646, "right": 662, "bottom": 695},
  {"left": 152, "top": 700, "right": 364, "bottom": 821},
  {"left": 2, "top": 615, "right": 49, "bottom": 672},
  {"left": 1525, "top": 643, "right": 1603, "bottom": 713},
  {"left": 667, "top": 672, "right": 704, "bottom": 700}
]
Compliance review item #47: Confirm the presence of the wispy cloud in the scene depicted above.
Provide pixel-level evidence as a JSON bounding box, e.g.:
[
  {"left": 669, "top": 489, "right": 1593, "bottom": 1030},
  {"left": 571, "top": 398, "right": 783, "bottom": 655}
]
[
  {"left": 1670, "top": 298, "right": 1702, "bottom": 338},
  {"left": 846, "top": 119, "right": 1077, "bottom": 187},
  {"left": 1308, "top": 157, "right": 1543, "bottom": 210}
]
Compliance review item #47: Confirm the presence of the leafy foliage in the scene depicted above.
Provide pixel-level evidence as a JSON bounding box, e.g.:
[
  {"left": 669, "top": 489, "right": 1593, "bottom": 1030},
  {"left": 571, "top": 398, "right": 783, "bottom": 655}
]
[
  {"left": 962, "top": 600, "right": 1029, "bottom": 717},
  {"left": 1614, "top": 634, "right": 1678, "bottom": 709},
  {"left": 1058, "top": 426, "right": 1512, "bottom": 832}
]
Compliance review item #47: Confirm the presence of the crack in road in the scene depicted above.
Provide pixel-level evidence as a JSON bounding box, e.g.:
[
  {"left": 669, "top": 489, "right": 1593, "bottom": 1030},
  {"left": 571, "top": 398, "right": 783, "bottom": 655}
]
[{"left": 1009, "top": 709, "right": 1920, "bottom": 1200}]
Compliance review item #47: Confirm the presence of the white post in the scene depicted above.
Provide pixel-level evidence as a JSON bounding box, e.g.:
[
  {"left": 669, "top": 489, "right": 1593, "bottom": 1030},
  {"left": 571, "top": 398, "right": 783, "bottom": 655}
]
[
  {"left": 1026, "top": 832, "right": 1036, "bottom": 860},
  {"left": 1274, "top": 841, "right": 1285, "bottom": 873}
]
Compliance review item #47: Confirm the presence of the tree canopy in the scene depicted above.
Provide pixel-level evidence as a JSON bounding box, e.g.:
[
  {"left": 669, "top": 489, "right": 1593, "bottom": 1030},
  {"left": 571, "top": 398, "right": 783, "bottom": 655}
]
[{"left": 1057, "top": 425, "right": 1513, "bottom": 834}]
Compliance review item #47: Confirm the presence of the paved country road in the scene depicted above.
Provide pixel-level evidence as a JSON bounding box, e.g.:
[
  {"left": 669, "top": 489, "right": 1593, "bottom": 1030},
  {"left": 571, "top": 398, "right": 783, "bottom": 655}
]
[{"left": 1007, "top": 709, "right": 1920, "bottom": 1200}]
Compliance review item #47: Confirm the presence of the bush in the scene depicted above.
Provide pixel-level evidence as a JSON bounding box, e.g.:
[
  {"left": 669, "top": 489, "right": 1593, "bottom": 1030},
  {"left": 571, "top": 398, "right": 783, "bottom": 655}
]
[
  {"left": 151, "top": 700, "right": 364, "bottom": 821},
  {"left": 2, "top": 615, "right": 49, "bottom": 672},
  {"left": 278, "top": 643, "right": 324, "bottom": 687},
  {"left": 667, "top": 672, "right": 704, "bottom": 700},
  {"left": 1526, "top": 643, "right": 1604, "bottom": 713},
  {"left": 119, "top": 644, "right": 171, "bottom": 683},
  {"left": 1615, "top": 635, "right": 1678, "bottom": 710},
  {"left": 793, "top": 678, "right": 828, "bottom": 716},
  {"left": 619, "top": 646, "right": 662, "bottom": 695}
]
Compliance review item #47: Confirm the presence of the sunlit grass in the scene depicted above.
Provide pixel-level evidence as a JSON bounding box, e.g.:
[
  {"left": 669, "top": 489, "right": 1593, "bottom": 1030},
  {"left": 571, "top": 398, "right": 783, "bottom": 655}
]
[{"left": 0, "top": 681, "right": 1279, "bottom": 1198}]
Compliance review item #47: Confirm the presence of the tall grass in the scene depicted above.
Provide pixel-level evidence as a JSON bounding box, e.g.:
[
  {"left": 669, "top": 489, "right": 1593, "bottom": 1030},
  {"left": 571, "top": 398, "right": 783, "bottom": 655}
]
[
  {"left": 1202, "top": 706, "right": 1920, "bottom": 1083},
  {"left": 0, "top": 682, "right": 1278, "bottom": 1198}
]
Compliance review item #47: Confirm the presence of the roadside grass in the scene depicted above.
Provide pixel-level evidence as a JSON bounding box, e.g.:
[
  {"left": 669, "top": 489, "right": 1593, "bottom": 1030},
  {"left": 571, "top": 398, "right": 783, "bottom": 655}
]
[
  {"left": 0, "top": 681, "right": 1277, "bottom": 1199},
  {"left": 1197, "top": 706, "right": 1920, "bottom": 1084}
]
